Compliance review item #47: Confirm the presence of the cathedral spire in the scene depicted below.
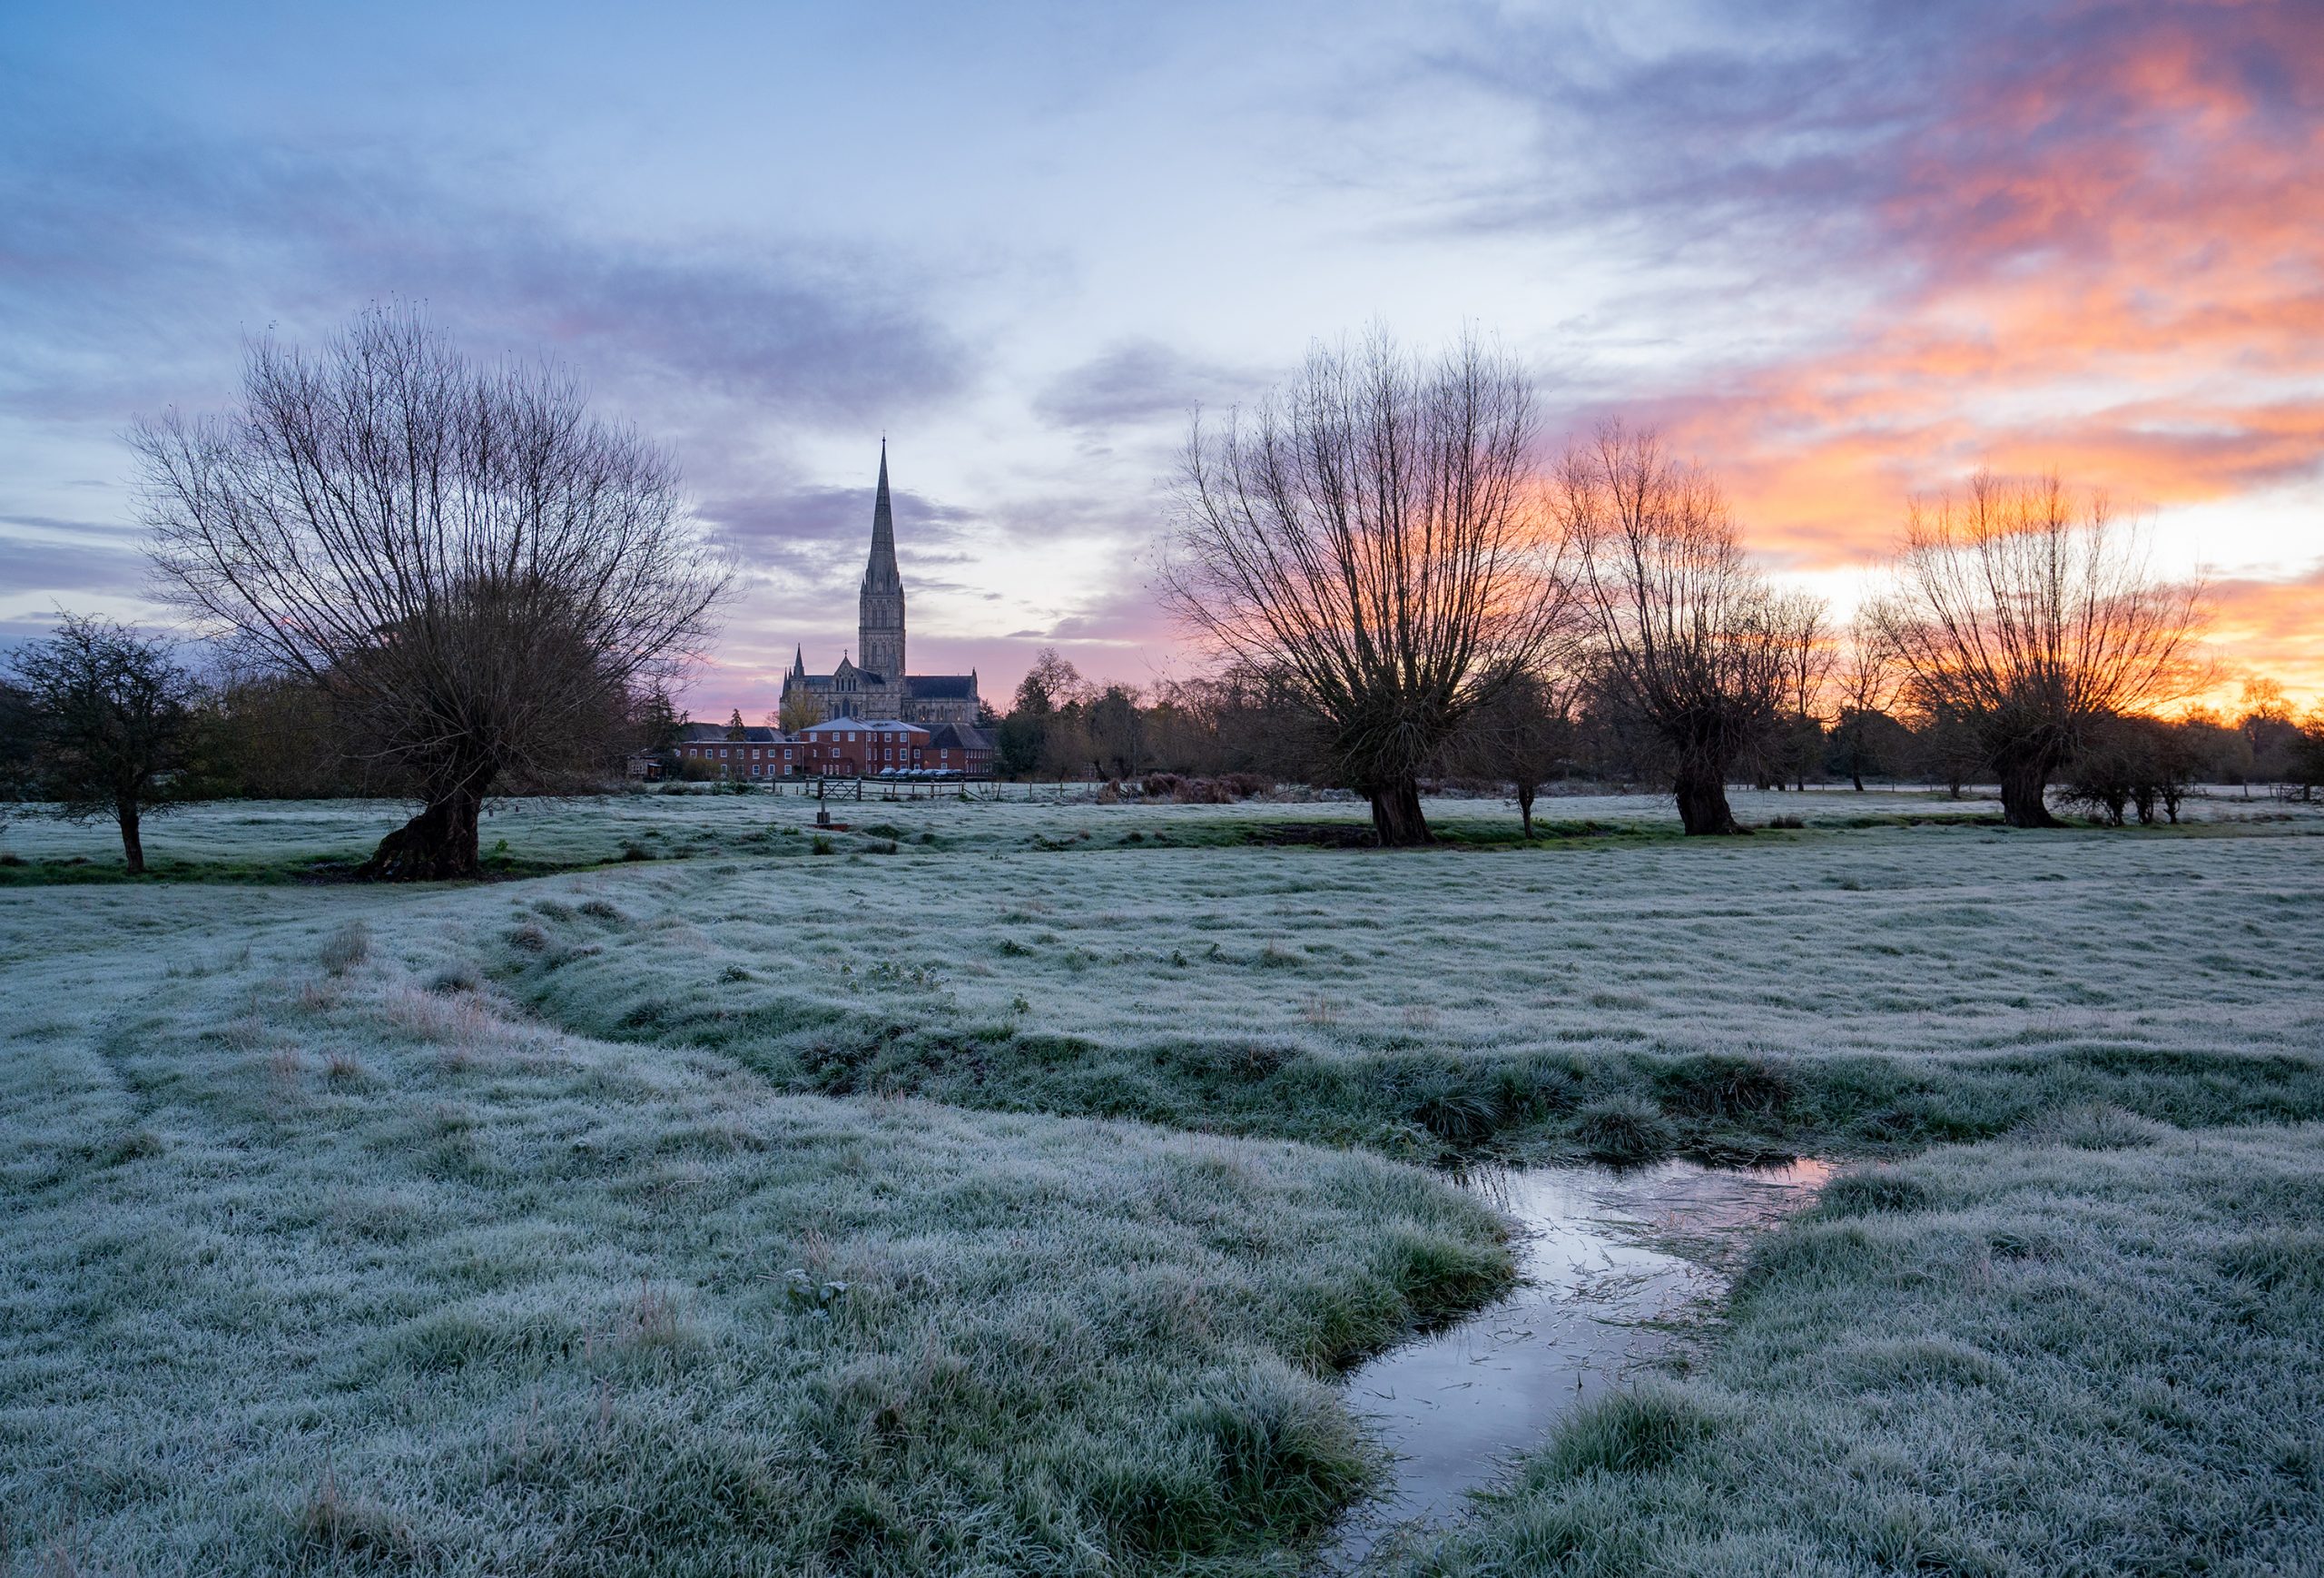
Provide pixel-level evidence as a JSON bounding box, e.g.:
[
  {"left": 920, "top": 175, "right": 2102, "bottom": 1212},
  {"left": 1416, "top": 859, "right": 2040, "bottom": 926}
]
[
  {"left": 867, "top": 440, "right": 898, "bottom": 585},
  {"left": 858, "top": 441, "right": 906, "bottom": 682}
]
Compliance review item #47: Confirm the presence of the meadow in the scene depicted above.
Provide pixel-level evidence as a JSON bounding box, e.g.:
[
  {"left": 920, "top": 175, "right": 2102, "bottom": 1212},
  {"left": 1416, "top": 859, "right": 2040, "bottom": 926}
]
[{"left": 3, "top": 787, "right": 2319, "bottom": 1573}]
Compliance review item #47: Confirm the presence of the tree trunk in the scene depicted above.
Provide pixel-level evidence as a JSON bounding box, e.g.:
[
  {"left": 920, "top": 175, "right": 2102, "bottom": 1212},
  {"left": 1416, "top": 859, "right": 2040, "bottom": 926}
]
[
  {"left": 1516, "top": 782, "right": 1536, "bottom": 841},
  {"left": 1996, "top": 756, "right": 2062, "bottom": 828},
  {"left": 1850, "top": 766, "right": 1866, "bottom": 792},
  {"left": 1673, "top": 763, "right": 1743, "bottom": 835},
  {"left": 359, "top": 784, "right": 486, "bottom": 880},
  {"left": 116, "top": 796, "right": 145, "bottom": 876},
  {"left": 1368, "top": 775, "right": 1431, "bottom": 846}
]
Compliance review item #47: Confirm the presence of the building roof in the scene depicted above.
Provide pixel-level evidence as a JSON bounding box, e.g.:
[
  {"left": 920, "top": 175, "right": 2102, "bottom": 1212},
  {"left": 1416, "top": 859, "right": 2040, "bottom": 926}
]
[
  {"left": 675, "top": 723, "right": 792, "bottom": 745},
  {"left": 926, "top": 723, "right": 995, "bottom": 750},
  {"left": 801, "top": 715, "right": 929, "bottom": 736},
  {"left": 905, "top": 674, "right": 979, "bottom": 699}
]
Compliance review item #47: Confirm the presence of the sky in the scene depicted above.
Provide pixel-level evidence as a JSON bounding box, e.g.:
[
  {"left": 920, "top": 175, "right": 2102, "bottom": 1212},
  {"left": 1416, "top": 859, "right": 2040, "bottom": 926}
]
[{"left": 3, "top": 0, "right": 2319, "bottom": 716}]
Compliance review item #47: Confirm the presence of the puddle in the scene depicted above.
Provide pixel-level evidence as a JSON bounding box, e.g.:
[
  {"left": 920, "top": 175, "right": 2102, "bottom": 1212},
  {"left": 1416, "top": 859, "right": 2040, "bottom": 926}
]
[{"left": 1324, "top": 1158, "right": 1830, "bottom": 1567}]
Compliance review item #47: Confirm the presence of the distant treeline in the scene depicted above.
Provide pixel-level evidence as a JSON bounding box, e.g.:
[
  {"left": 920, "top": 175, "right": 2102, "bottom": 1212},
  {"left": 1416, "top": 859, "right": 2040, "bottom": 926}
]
[{"left": 991, "top": 647, "right": 2324, "bottom": 817}]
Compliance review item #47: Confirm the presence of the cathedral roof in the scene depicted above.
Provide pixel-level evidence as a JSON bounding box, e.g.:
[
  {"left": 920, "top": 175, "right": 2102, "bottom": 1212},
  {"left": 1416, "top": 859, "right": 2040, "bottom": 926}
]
[{"left": 904, "top": 674, "right": 979, "bottom": 699}]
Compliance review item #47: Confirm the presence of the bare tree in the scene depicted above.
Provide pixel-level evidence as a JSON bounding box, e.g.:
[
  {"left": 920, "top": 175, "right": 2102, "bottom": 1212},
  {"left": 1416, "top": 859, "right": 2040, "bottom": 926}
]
[
  {"left": 1758, "top": 591, "right": 1833, "bottom": 791},
  {"left": 7, "top": 614, "right": 207, "bottom": 874},
  {"left": 1556, "top": 426, "right": 1800, "bottom": 835},
  {"left": 2290, "top": 707, "right": 2324, "bottom": 803},
  {"left": 0, "top": 677, "right": 36, "bottom": 836},
  {"left": 1873, "top": 472, "right": 2205, "bottom": 828},
  {"left": 775, "top": 685, "right": 823, "bottom": 733},
  {"left": 135, "top": 306, "right": 727, "bottom": 878},
  {"left": 1088, "top": 683, "right": 1147, "bottom": 779},
  {"left": 1162, "top": 330, "right": 1569, "bottom": 845},
  {"left": 1829, "top": 618, "right": 1901, "bottom": 791},
  {"left": 1450, "top": 667, "right": 1579, "bottom": 839}
]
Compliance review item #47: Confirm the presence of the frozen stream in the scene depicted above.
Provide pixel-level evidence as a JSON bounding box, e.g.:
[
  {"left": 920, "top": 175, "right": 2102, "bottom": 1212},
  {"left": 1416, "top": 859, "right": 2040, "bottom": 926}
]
[{"left": 1324, "top": 1158, "right": 1831, "bottom": 1567}]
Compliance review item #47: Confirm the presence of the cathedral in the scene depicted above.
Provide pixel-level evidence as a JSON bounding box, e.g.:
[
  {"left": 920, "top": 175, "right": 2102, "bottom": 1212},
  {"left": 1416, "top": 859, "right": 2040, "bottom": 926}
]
[{"left": 781, "top": 445, "right": 983, "bottom": 728}]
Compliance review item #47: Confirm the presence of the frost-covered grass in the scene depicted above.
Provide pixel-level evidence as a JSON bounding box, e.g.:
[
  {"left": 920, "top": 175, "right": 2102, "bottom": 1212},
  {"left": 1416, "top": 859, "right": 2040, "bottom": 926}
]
[
  {"left": 0, "top": 886, "right": 1507, "bottom": 1573},
  {"left": 3, "top": 794, "right": 2320, "bottom": 1573},
  {"left": 499, "top": 812, "right": 2324, "bottom": 1162},
  {"left": 1397, "top": 1121, "right": 2324, "bottom": 1576},
  {"left": 5, "top": 783, "right": 2309, "bottom": 882}
]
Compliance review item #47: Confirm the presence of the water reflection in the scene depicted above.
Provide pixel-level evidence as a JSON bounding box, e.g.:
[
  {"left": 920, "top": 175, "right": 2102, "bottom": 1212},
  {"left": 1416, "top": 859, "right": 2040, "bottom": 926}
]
[{"left": 1325, "top": 1158, "right": 1830, "bottom": 1567}]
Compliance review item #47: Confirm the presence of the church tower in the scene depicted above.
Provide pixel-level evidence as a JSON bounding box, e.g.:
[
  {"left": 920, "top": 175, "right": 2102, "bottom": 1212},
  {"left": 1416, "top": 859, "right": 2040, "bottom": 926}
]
[{"left": 857, "top": 442, "right": 906, "bottom": 683}]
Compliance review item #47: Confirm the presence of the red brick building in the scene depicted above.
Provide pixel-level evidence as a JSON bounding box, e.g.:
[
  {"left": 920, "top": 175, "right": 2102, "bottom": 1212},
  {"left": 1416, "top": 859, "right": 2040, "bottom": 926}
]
[
  {"left": 671, "top": 723, "right": 802, "bottom": 779},
  {"left": 924, "top": 722, "right": 997, "bottom": 774},
  {"left": 664, "top": 715, "right": 995, "bottom": 780},
  {"left": 797, "top": 716, "right": 928, "bottom": 775}
]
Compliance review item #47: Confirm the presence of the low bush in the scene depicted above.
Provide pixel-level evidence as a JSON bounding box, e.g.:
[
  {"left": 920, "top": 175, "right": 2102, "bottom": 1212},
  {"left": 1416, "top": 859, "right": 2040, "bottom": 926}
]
[
  {"left": 1541, "top": 1383, "right": 1721, "bottom": 1477},
  {"left": 1571, "top": 1097, "right": 1678, "bottom": 1165},
  {"left": 320, "top": 920, "right": 371, "bottom": 976}
]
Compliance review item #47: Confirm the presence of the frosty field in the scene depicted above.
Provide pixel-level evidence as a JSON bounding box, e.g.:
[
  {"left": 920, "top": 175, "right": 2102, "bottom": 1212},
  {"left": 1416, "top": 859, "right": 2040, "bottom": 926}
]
[{"left": 3, "top": 790, "right": 2319, "bottom": 1573}]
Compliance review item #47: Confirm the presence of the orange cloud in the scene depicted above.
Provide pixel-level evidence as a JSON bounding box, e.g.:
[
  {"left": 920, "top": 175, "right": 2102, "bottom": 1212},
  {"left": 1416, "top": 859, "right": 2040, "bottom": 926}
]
[
  {"left": 1593, "top": 1, "right": 2323, "bottom": 696},
  {"left": 2201, "top": 565, "right": 2324, "bottom": 705}
]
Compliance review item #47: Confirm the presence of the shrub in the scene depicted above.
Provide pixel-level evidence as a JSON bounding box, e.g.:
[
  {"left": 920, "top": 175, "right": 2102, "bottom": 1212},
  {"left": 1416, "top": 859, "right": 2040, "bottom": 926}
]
[
  {"left": 1815, "top": 1169, "right": 1932, "bottom": 1218},
  {"left": 2217, "top": 1230, "right": 2324, "bottom": 1302},
  {"left": 1169, "top": 1360, "right": 1369, "bottom": 1534},
  {"left": 2017, "top": 1101, "right": 2171, "bottom": 1150},
  {"left": 1543, "top": 1383, "right": 1719, "bottom": 1477},
  {"left": 1655, "top": 1052, "right": 1793, "bottom": 1123},
  {"left": 1413, "top": 1086, "right": 1502, "bottom": 1145},
  {"left": 1139, "top": 772, "right": 1275, "bottom": 804},
  {"left": 320, "top": 921, "right": 371, "bottom": 976},
  {"left": 1571, "top": 1097, "right": 1676, "bottom": 1164},
  {"left": 296, "top": 1468, "right": 416, "bottom": 1566}
]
